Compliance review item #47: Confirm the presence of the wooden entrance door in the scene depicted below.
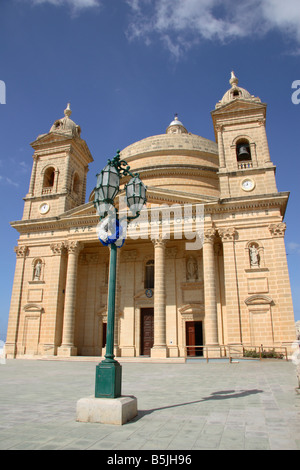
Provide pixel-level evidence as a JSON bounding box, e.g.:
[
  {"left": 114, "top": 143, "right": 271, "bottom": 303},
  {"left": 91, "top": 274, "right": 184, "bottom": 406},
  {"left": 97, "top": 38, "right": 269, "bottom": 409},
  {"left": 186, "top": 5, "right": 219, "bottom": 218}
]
[
  {"left": 141, "top": 308, "right": 154, "bottom": 355},
  {"left": 185, "top": 321, "right": 203, "bottom": 356}
]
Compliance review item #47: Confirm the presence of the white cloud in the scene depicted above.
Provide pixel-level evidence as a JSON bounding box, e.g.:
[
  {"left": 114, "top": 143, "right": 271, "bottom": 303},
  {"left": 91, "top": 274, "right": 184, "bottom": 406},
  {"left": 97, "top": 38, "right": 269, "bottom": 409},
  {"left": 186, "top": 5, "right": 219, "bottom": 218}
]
[
  {"left": 0, "top": 176, "right": 19, "bottom": 188},
  {"left": 28, "top": 0, "right": 101, "bottom": 12},
  {"left": 126, "top": 0, "right": 300, "bottom": 57},
  {"left": 262, "top": 0, "right": 300, "bottom": 41}
]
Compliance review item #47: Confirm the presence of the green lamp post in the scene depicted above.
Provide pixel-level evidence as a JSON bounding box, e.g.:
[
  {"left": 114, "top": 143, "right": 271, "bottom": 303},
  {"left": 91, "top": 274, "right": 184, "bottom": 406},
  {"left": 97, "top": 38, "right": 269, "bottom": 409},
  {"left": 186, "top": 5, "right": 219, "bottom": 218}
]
[{"left": 93, "top": 150, "right": 147, "bottom": 398}]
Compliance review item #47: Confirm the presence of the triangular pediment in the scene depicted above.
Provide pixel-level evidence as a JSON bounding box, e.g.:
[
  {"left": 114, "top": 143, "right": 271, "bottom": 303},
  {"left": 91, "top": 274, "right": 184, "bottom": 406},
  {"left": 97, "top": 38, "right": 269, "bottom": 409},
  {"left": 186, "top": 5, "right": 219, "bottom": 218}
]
[
  {"left": 59, "top": 202, "right": 97, "bottom": 219},
  {"left": 30, "top": 132, "right": 93, "bottom": 162},
  {"left": 31, "top": 132, "right": 73, "bottom": 147},
  {"left": 88, "top": 186, "right": 218, "bottom": 210},
  {"left": 212, "top": 99, "right": 267, "bottom": 116}
]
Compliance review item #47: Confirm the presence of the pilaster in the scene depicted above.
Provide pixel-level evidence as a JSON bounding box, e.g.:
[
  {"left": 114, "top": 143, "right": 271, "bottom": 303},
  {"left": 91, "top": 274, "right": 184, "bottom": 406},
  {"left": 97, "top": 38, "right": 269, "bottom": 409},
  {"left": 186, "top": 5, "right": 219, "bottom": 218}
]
[
  {"left": 268, "top": 223, "right": 296, "bottom": 346},
  {"left": 6, "top": 245, "right": 29, "bottom": 358},
  {"left": 38, "top": 241, "right": 67, "bottom": 355}
]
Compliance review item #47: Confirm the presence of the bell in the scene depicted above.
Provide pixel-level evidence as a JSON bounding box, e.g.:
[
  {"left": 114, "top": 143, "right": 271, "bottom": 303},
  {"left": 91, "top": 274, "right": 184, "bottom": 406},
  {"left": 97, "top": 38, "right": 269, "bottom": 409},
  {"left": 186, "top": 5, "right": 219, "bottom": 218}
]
[{"left": 237, "top": 145, "right": 250, "bottom": 159}]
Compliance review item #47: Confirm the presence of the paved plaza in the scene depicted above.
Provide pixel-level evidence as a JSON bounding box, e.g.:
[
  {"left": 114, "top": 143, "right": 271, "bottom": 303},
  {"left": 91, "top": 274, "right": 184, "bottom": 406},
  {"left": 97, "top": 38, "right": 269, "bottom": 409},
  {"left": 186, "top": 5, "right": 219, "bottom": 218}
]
[{"left": 0, "top": 358, "right": 299, "bottom": 450}]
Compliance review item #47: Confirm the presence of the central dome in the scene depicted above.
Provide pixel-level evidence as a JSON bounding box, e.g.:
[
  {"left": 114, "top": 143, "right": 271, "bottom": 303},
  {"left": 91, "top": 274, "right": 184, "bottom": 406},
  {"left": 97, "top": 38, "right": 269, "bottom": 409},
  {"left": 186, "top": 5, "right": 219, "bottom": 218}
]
[{"left": 120, "top": 126, "right": 219, "bottom": 199}]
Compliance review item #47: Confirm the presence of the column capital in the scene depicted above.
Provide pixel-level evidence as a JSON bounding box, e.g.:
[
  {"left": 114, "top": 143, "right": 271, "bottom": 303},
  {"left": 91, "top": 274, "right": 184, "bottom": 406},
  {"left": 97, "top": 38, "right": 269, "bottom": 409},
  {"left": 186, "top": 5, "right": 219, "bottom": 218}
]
[
  {"left": 257, "top": 117, "right": 266, "bottom": 126},
  {"left": 218, "top": 227, "right": 237, "bottom": 242},
  {"left": 14, "top": 245, "right": 29, "bottom": 258},
  {"left": 268, "top": 222, "right": 286, "bottom": 237},
  {"left": 203, "top": 228, "right": 216, "bottom": 244},
  {"left": 152, "top": 236, "right": 167, "bottom": 249},
  {"left": 50, "top": 241, "right": 66, "bottom": 256},
  {"left": 66, "top": 240, "right": 82, "bottom": 255}
]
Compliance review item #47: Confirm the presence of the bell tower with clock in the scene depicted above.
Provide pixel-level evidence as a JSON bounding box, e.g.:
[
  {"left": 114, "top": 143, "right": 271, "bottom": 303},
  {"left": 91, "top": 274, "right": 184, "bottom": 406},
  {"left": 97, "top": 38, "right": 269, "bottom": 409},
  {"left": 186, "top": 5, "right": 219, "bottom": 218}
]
[
  {"left": 211, "top": 72, "right": 278, "bottom": 199},
  {"left": 22, "top": 104, "right": 93, "bottom": 220}
]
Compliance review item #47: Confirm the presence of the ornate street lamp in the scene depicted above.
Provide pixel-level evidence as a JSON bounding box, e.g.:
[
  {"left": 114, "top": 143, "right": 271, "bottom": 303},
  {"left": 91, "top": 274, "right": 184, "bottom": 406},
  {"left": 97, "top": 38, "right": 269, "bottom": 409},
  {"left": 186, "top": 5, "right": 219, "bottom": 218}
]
[{"left": 93, "top": 150, "right": 147, "bottom": 399}]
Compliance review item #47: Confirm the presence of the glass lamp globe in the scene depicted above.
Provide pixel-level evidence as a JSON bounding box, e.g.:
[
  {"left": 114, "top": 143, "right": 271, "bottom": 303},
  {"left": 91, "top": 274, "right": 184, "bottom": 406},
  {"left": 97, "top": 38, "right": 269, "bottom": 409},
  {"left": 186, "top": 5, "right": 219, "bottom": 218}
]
[
  {"left": 94, "top": 163, "right": 120, "bottom": 215},
  {"left": 126, "top": 176, "right": 147, "bottom": 213}
]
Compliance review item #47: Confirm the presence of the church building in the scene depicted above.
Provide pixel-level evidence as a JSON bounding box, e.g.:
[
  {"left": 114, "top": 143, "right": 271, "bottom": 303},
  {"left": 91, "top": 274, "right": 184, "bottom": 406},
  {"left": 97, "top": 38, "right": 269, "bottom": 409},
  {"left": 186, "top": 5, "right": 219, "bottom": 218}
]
[{"left": 6, "top": 73, "right": 296, "bottom": 359}]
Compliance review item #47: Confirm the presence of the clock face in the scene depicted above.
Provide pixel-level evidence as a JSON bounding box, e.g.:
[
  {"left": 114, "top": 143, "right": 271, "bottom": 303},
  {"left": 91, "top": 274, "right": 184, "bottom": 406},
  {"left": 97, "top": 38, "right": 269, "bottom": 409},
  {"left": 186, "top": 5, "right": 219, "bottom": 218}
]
[
  {"left": 39, "top": 203, "right": 50, "bottom": 214},
  {"left": 241, "top": 178, "right": 255, "bottom": 191}
]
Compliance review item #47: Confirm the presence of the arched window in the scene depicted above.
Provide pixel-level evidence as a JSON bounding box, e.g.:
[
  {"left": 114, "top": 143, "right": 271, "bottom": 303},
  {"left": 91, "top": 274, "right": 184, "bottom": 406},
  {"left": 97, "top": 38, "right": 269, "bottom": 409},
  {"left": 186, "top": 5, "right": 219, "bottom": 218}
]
[
  {"left": 144, "top": 259, "right": 154, "bottom": 289},
  {"left": 43, "top": 167, "right": 55, "bottom": 189},
  {"left": 236, "top": 139, "right": 252, "bottom": 169},
  {"left": 232, "top": 88, "right": 240, "bottom": 98},
  {"left": 236, "top": 140, "right": 251, "bottom": 162}
]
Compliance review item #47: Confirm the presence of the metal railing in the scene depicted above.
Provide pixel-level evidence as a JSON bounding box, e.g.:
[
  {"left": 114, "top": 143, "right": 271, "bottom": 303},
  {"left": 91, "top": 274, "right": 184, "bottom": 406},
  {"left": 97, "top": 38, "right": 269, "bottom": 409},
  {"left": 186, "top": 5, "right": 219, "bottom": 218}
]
[{"left": 184, "top": 345, "right": 288, "bottom": 362}]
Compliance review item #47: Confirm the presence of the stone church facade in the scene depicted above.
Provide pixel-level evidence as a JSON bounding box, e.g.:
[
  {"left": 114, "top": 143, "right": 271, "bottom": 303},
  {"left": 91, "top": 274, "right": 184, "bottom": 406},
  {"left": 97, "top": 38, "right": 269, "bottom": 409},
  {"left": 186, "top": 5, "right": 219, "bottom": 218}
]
[{"left": 6, "top": 73, "right": 296, "bottom": 359}]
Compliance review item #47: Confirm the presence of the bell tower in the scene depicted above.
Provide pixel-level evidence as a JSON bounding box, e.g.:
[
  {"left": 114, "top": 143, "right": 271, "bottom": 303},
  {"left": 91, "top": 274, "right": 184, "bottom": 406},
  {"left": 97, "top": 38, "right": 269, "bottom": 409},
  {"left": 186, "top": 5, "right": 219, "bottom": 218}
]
[
  {"left": 211, "top": 72, "right": 277, "bottom": 199},
  {"left": 23, "top": 104, "right": 93, "bottom": 220}
]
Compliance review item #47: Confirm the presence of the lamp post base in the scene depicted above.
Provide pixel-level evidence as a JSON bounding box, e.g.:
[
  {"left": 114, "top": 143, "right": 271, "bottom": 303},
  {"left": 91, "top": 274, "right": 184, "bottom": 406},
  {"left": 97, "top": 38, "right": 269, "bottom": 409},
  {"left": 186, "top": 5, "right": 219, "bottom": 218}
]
[
  {"left": 76, "top": 395, "right": 137, "bottom": 425},
  {"left": 95, "top": 360, "right": 122, "bottom": 398}
]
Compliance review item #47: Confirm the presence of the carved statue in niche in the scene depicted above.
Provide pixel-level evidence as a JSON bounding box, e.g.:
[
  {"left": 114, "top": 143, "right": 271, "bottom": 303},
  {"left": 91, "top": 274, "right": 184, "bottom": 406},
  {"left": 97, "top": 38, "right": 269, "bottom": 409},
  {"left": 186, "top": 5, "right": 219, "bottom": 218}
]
[
  {"left": 33, "top": 260, "right": 42, "bottom": 280},
  {"left": 249, "top": 244, "right": 260, "bottom": 268},
  {"left": 186, "top": 256, "right": 198, "bottom": 281}
]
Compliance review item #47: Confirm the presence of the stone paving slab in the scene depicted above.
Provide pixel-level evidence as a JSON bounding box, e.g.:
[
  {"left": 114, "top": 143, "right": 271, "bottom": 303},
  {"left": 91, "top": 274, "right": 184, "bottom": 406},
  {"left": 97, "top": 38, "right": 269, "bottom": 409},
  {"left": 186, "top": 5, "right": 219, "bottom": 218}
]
[{"left": 0, "top": 358, "right": 299, "bottom": 450}]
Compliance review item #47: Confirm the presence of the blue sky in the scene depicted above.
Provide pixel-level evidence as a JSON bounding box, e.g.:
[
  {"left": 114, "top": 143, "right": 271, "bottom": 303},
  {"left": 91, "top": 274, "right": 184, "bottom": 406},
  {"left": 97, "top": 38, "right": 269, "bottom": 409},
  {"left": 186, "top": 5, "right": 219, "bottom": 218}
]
[{"left": 0, "top": 0, "right": 300, "bottom": 340}]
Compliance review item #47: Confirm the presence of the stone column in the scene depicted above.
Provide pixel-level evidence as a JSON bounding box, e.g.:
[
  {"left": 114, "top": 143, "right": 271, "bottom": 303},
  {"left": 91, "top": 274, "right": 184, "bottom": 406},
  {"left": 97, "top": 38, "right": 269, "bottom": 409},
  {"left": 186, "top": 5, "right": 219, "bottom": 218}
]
[
  {"left": 6, "top": 245, "right": 28, "bottom": 358},
  {"left": 218, "top": 227, "right": 242, "bottom": 346},
  {"left": 58, "top": 241, "right": 81, "bottom": 356},
  {"left": 151, "top": 237, "right": 168, "bottom": 358},
  {"left": 203, "top": 229, "right": 219, "bottom": 350}
]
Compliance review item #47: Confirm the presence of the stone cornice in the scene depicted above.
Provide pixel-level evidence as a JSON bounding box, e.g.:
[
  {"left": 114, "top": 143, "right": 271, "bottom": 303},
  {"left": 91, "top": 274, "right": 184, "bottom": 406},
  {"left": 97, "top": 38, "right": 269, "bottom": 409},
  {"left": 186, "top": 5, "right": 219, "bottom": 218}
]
[
  {"left": 217, "top": 165, "right": 276, "bottom": 177},
  {"left": 10, "top": 214, "right": 99, "bottom": 235},
  {"left": 11, "top": 192, "right": 289, "bottom": 237},
  {"left": 214, "top": 192, "right": 289, "bottom": 215}
]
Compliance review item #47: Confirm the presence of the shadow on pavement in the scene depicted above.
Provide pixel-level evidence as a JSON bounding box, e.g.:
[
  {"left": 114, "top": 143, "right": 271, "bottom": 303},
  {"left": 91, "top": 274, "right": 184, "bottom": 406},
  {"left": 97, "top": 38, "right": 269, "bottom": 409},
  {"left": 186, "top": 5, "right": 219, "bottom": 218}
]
[{"left": 135, "top": 389, "right": 263, "bottom": 420}]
